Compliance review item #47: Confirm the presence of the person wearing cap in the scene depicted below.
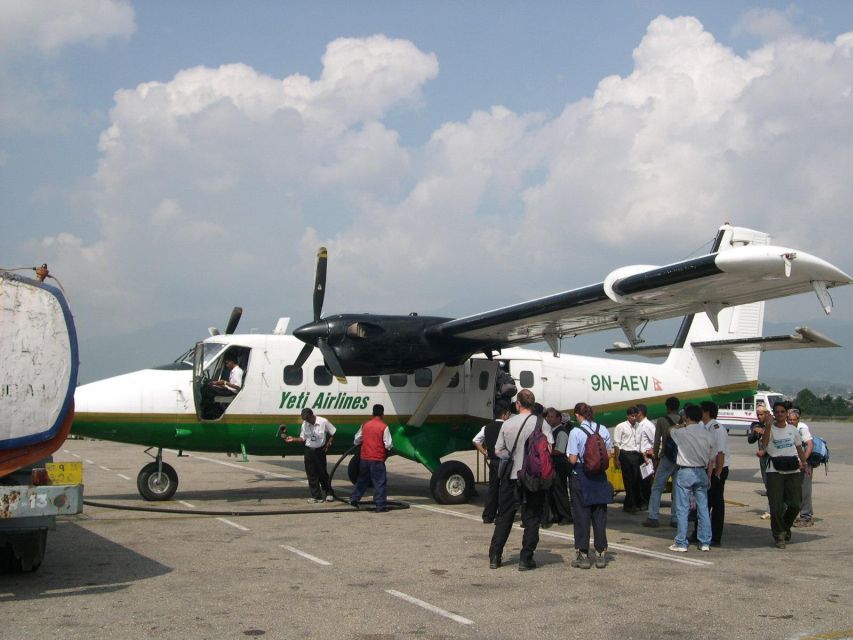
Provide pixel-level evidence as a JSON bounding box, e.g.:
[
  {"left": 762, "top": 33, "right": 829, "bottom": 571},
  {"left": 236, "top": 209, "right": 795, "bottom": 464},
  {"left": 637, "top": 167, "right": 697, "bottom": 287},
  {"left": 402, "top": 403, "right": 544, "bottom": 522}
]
[
  {"left": 350, "top": 404, "right": 393, "bottom": 512},
  {"left": 284, "top": 408, "right": 336, "bottom": 503}
]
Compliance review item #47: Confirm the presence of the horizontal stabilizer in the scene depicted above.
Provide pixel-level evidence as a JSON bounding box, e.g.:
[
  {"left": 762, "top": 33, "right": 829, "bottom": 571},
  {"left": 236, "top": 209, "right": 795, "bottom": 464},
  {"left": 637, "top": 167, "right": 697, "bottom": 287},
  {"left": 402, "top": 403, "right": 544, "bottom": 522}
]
[
  {"left": 605, "top": 343, "right": 673, "bottom": 358},
  {"left": 690, "top": 326, "right": 841, "bottom": 352}
]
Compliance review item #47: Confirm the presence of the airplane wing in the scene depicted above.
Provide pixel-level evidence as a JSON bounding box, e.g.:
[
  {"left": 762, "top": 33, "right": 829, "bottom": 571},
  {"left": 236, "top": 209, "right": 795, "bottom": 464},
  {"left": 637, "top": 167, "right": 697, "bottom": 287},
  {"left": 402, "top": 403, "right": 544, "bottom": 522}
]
[{"left": 426, "top": 245, "right": 852, "bottom": 352}]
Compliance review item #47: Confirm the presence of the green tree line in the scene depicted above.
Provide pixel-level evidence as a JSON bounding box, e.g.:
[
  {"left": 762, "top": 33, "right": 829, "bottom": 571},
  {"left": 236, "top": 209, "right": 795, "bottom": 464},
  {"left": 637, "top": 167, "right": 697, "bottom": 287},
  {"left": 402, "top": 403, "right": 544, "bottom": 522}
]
[{"left": 793, "top": 389, "right": 853, "bottom": 418}]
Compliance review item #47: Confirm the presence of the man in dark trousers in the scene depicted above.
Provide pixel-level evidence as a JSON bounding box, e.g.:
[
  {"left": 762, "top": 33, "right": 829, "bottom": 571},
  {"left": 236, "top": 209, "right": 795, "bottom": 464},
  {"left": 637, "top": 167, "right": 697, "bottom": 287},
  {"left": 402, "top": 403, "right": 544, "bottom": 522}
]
[
  {"left": 542, "top": 406, "right": 572, "bottom": 527},
  {"left": 350, "top": 404, "right": 393, "bottom": 512},
  {"left": 473, "top": 400, "right": 511, "bottom": 524},
  {"left": 284, "top": 408, "right": 336, "bottom": 503},
  {"left": 488, "top": 389, "right": 553, "bottom": 571}
]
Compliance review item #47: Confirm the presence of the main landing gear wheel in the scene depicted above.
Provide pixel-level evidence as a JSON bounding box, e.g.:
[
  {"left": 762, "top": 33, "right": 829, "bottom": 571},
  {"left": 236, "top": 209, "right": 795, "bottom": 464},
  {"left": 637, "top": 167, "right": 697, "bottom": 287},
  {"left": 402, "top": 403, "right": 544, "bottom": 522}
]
[
  {"left": 137, "top": 462, "right": 179, "bottom": 501},
  {"left": 429, "top": 460, "right": 475, "bottom": 505}
]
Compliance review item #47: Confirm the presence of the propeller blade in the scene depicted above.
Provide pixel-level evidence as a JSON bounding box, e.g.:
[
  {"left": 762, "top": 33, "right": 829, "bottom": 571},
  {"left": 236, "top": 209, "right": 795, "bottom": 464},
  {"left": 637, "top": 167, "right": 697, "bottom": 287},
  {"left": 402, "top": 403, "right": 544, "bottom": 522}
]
[
  {"left": 318, "top": 338, "right": 347, "bottom": 382},
  {"left": 313, "top": 247, "right": 328, "bottom": 322},
  {"left": 225, "top": 306, "right": 243, "bottom": 334},
  {"left": 292, "top": 342, "right": 314, "bottom": 369}
]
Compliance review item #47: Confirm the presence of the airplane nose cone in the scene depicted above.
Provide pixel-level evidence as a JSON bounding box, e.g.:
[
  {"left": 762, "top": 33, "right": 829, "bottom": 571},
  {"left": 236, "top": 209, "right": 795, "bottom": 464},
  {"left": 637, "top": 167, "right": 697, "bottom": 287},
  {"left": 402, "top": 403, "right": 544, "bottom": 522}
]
[{"left": 293, "top": 320, "right": 329, "bottom": 344}]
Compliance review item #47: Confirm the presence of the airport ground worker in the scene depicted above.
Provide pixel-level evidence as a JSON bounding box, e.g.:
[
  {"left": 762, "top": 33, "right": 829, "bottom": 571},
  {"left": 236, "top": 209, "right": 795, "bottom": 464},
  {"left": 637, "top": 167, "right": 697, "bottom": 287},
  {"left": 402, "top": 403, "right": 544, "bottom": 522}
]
[
  {"left": 284, "top": 408, "right": 336, "bottom": 503},
  {"left": 350, "top": 404, "right": 393, "bottom": 512},
  {"left": 759, "top": 402, "right": 808, "bottom": 549},
  {"left": 668, "top": 404, "right": 716, "bottom": 553}
]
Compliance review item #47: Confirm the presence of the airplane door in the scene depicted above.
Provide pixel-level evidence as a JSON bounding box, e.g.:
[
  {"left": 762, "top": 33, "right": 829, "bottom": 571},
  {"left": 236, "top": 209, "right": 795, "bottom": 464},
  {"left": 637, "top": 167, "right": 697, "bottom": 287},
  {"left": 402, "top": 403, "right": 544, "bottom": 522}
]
[{"left": 467, "top": 359, "right": 498, "bottom": 420}]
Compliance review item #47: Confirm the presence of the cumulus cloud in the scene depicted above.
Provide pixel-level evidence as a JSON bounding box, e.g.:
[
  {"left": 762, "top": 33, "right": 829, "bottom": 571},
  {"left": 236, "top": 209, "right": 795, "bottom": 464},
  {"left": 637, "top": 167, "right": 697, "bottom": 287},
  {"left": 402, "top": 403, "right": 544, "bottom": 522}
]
[
  {"left": 0, "top": 0, "right": 135, "bottom": 55},
  {"left": 39, "top": 20, "right": 853, "bottom": 340},
  {"left": 0, "top": 0, "right": 135, "bottom": 133}
]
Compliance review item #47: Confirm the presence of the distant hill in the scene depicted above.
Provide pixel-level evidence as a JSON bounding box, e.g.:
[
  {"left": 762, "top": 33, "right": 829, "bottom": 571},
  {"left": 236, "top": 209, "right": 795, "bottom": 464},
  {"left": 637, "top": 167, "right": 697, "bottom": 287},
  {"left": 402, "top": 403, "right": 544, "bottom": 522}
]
[{"left": 760, "top": 317, "right": 853, "bottom": 395}]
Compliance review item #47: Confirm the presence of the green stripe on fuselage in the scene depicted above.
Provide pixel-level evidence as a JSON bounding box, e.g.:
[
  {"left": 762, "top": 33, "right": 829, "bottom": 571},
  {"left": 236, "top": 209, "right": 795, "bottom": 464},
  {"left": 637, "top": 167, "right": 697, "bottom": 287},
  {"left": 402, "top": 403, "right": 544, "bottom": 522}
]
[{"left": 72, "top": 412, "right": 484, "bottom": 471}]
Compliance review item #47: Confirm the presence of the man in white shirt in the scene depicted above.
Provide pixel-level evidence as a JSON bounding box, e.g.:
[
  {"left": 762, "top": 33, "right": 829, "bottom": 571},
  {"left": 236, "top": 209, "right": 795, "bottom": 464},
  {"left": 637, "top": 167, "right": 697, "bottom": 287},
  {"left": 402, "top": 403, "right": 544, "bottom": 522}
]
[
  {"left": 789, "top": 407, "right": 815, "bottom": 528},
  {"left": 635, "top": 404, "right": 656, "bottom": 509},
  {"left": 285, "top": 408, "right": 336, "bottom": 503},
  {"left": 613, "top": 406, "right": 643, "bottom": 514},
  {"left": 760, "top": 402, "right": 808, "bottom": 548},
  {"left": 701, "top": 401, "right": 728, "bottom": 546}
]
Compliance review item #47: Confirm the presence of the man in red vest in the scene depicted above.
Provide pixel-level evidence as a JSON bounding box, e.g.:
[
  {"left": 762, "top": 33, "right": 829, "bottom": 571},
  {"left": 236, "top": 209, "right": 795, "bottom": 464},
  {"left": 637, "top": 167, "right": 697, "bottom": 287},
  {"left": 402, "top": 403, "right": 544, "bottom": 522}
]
[{"left": 350, "top": 404, "right": 393, "bottom": 512}]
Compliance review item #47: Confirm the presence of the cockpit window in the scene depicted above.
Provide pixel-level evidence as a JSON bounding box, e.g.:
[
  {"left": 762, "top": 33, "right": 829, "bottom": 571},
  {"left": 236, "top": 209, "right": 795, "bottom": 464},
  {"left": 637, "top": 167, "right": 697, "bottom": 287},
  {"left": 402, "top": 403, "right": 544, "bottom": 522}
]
[{"left": 202, "top": 343, "right": 227, "bottom": 368}]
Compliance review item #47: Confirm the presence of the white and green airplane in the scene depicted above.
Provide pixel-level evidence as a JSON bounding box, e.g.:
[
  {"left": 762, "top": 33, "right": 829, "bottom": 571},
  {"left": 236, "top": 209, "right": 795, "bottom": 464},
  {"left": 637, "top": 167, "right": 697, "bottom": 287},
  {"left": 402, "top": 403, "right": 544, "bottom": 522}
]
[{"left": 72, "top": 224, "right": 851, "bottom": 504}]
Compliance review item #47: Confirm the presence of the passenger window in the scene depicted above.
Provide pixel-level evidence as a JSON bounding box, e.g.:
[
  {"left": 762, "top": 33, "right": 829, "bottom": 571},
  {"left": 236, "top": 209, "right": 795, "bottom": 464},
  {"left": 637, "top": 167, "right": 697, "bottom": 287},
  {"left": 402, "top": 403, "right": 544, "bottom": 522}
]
[
  {"left": 447, "top": 372, "right": 459, "bottom": 388},
  {"left": 389, "top": 373, "right": 407, "bottom": 388},
  {"left": 314, "top": 366, "right": 332, "bottom": 386},
  {"left": 283, "top": 365, "right": 303, "bottom": 386},
  {"left": 519, "top": 370, "right": 535, "bottom": 388},
  {"left": 414, "top": 368, "right": 432, "bottom": 388},
  {"left": 478, "top": 371, "right": 489, "bottom": 391},
  {"left": 361, "top": 376, "right": 380, "bottom": 387}
]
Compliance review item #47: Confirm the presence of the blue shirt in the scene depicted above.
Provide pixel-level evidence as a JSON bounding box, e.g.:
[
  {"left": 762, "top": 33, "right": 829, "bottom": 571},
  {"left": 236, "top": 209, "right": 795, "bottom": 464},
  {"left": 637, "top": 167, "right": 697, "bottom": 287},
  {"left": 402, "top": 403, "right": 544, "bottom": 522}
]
[{"left": 568, "top": 420, "right": 613, "bottom": 461}]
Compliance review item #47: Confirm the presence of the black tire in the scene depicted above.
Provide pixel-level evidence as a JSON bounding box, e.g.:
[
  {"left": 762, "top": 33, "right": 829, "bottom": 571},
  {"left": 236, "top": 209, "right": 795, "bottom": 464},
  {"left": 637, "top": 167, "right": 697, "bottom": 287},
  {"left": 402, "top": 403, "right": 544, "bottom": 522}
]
[
  {"left": 429, "top": 460, "right": 475, "bottom": 504},
  {"left": 347, "top": 454, "right": 372, "bottom": 488},
  {"left": 0, "top": 529, "right": 47, "bottom": 573},
  {"left": 137, "top": 462, "right": 179, "bottom": 501}
]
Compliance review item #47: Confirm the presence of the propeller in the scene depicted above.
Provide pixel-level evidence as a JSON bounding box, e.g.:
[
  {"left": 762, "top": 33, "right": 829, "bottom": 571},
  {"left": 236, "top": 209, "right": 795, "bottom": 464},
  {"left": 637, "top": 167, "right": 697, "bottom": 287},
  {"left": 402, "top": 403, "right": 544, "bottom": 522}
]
[
  {"left": 292, "top": 248, "right": 347, "bottom": 380},
  {"left": 208, "top": 306, "right": 243, "bottom": 336}
]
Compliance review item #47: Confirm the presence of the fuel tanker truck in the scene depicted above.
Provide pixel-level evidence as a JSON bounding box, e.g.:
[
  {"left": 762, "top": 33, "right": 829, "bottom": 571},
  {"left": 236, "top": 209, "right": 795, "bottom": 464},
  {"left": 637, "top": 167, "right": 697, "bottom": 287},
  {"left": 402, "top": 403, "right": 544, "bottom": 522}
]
[{"left": 0, "top": 266, "right": 83, "bottom": 572}]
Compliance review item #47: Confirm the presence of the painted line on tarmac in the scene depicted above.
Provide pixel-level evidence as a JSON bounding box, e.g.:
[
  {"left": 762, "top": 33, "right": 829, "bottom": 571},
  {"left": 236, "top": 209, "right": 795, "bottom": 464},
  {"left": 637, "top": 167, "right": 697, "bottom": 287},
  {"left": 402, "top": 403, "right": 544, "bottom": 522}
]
[
  {"left": 217, "top": 517, "right": 250, "bottom": 531},
  {"left": 117, "top": 473, "right": 131, "bottom": 481},
  {"left": 280, "top": 544, "right": 331, "bottom": 566},
  {"left": 99, "top": 465, "right": 112, "bottom": 471},
  {"left": 386, "top": 589, "right": 474, "bottom": 626},
  {"left": 413, "top": 504, "right": 712, "bottom": 567},
  {"left": 178, "top": 500, "right": 196, "bottom": 509},
  {"left": 172, "top": 451, "right": 305, "bottom": 483}
]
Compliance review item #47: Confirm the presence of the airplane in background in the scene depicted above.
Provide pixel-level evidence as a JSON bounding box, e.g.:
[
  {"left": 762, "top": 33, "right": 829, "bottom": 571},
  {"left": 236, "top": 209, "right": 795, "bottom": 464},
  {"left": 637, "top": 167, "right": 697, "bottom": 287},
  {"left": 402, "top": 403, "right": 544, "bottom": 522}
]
[{"left": 71, "top": 224, "right": 851, "bottom": 504}]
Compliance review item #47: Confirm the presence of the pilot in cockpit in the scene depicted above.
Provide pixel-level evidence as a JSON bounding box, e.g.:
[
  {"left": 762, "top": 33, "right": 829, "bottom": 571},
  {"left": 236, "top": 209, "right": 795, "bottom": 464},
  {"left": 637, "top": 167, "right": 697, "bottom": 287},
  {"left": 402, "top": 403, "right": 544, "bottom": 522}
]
[{"left": 209, "top": 355, "right": 243, "bottom": 397}]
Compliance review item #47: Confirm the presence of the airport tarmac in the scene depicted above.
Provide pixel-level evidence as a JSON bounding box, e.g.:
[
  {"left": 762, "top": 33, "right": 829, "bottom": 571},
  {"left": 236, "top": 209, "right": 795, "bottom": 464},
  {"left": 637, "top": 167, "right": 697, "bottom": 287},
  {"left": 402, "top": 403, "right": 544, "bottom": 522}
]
[{"left": 3, "top": 423, "right": 852, "bottom": 639}]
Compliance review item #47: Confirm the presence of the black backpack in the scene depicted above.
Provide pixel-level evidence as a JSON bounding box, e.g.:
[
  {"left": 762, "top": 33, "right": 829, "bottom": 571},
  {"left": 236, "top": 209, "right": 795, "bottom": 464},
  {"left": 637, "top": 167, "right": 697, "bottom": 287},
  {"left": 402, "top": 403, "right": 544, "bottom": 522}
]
[{"left": 662, "top": 415, "right": 678, "bottom": 463}]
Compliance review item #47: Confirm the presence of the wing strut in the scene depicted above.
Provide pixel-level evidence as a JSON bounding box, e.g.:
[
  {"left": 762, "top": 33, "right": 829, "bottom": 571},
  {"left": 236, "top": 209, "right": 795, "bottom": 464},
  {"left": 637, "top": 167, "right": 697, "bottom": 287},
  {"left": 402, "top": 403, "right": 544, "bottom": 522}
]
[{"left": 813, "top": 281, "right": 833, "bottom": 315}]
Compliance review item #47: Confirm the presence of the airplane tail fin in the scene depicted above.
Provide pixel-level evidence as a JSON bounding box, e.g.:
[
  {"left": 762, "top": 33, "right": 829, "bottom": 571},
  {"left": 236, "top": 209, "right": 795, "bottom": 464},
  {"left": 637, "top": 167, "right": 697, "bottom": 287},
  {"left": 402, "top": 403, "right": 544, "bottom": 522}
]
[{"left": 664, "top": 225, "right": 770, "bottom": 389}]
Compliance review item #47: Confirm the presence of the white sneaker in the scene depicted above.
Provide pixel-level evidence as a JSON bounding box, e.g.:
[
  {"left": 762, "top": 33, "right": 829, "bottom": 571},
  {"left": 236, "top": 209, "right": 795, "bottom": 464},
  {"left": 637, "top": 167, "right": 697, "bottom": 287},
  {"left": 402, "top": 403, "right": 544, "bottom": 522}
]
[
  {"left": 700, "top": 544, "right": 710, "bottom": 552},
  {"left": 306, "top": 498, "right": 322, "bottom": 504},
  {"left": 760, "top": 512, "right": 771, "bottom": 520},
  {"left": 668, "top": 544, "right": 688, "bottom": 553},
  {"left": 325, "top": 495, "right": 335, "bottom": 502}
]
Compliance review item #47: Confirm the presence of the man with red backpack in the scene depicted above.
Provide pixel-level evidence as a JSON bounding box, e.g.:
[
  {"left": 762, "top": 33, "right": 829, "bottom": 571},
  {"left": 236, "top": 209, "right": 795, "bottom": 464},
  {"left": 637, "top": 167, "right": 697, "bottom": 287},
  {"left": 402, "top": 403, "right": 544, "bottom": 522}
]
[{"left": 487, "top": 389, "right": 553, "bottom": 571}]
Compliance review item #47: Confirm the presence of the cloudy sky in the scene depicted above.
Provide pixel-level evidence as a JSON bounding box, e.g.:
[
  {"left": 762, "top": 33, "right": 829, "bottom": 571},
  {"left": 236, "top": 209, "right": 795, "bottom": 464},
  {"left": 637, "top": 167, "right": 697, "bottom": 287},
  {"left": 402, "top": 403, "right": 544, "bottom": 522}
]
[{"left": 2, "top": 1, "right": 852, "bottom": 383}]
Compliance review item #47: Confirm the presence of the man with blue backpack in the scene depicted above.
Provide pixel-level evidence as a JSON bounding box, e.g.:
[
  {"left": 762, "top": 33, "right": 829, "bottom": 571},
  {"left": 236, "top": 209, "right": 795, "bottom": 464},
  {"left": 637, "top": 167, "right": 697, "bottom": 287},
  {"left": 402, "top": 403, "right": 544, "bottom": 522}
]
[{"left": 789, "top": 407, "right": 827, "bottom": 528}]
